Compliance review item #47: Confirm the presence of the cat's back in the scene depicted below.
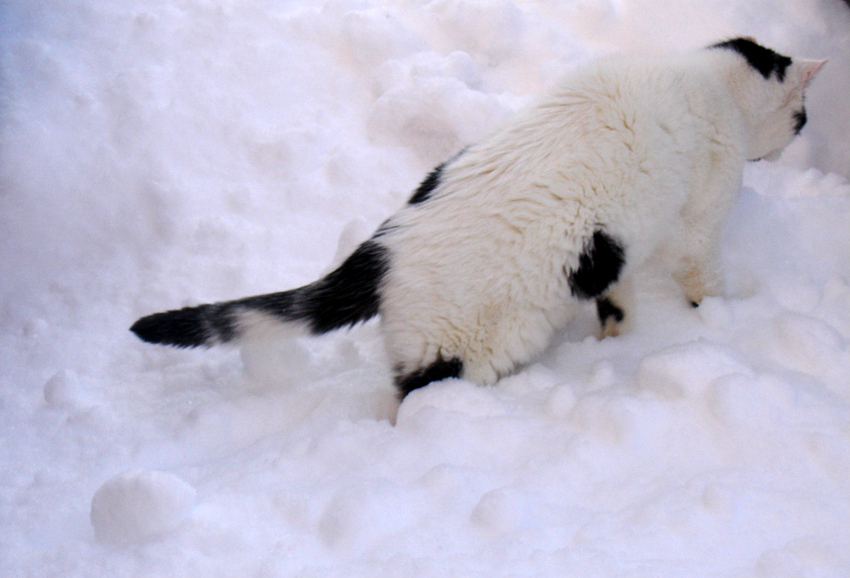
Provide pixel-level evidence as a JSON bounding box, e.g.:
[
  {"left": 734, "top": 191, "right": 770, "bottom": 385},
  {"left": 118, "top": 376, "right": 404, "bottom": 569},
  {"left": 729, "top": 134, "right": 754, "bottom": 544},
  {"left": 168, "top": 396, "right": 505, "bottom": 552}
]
[
  {"left": 382, "top": 51, "right": 739, "bottom": 285},
  {"left": 543, "top": 52, "right": 733, "bottom": 153},
  {"left": 428, "top": 51, "right": 738, "bottom": 211}
]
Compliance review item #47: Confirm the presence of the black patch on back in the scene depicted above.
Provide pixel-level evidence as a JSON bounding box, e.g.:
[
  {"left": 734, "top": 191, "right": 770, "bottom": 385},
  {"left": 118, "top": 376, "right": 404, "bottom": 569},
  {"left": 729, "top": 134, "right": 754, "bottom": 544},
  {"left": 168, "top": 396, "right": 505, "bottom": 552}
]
[
  {"left": 395, "top": 357, "right": 463, "bottom": 399},
  {"left": 408, "top": 162, "right": 445, "bottom": 205},
  {"left": 793, "top": 108, "right": 808, "bottom": 135},
  {"left": 243, "top": 239, "right": 390, "bottom": 335},
  {"left": 568, "top": 230, "right": 626, "bottom": 300},
  {"left": 710, "top": 38, "right": 792, "bottom": 81},
  {"left": 596, "top": 297, "right": 624, "bottom": 325}
]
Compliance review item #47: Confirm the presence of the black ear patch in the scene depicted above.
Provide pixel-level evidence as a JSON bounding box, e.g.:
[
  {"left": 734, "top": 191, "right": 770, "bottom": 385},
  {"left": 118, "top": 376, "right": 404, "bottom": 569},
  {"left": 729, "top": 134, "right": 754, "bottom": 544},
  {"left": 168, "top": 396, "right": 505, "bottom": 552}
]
[
  {"left": 711, "top": 38, "right": 792, "bottom": 81},
  {"left": 568, "top": 230, "right": 626, "bottom": 300}
]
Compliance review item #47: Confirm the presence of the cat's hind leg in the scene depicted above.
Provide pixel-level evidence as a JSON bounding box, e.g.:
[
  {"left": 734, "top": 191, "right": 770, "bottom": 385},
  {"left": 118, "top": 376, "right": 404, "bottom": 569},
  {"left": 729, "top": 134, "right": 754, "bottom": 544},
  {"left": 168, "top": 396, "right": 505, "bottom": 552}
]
[
  {"left": 394, "top": 356, "right": 464, "bottom": 399},
  {"left": 564, "top": 229, "right": 630, "bottom": 338},
  {"left": 597, "top": 296, "right": 625, "bottom": 337},
  {"left": 595, "top": 278, "right": 634, "bottom": 338}
]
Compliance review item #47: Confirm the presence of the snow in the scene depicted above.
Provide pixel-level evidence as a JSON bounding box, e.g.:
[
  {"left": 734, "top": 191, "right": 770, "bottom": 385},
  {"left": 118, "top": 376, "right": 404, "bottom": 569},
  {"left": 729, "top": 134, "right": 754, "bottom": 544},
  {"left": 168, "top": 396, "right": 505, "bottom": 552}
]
[
  {"left": 1, "top": 0, "right": 848, "bottom": 576},
  {"left": 91, "top": 470, "right": 197, "bottom": 544}
]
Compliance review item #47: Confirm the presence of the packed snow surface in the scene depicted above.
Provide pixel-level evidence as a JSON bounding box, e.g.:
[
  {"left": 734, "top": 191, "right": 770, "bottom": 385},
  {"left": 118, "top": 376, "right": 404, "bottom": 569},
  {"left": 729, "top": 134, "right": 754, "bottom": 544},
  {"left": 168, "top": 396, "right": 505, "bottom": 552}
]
[{"left": 1, "top": 0, "right": 849, "bottom": 576}]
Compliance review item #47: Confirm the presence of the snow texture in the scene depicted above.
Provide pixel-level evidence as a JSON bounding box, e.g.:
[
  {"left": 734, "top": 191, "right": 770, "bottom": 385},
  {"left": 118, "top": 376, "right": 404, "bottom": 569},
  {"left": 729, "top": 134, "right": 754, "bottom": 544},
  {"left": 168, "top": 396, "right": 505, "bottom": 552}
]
[
  {"left": 0, "top": 0, "right": 848, "bottom": 576},
  {"left": 90, "top": 470, "right": 197, "bottom": 544}
]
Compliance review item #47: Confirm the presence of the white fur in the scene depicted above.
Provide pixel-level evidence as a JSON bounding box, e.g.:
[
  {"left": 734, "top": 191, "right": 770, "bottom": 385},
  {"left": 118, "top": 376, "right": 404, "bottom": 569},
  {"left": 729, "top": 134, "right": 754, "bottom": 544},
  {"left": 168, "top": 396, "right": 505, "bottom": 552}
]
[{"left": 374, "top": 46, "right": 824, "bottom": 385}]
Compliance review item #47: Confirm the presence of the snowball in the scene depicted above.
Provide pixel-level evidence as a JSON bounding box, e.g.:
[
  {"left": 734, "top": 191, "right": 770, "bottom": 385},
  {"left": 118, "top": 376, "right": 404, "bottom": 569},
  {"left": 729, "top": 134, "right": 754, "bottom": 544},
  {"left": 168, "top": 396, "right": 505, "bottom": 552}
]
[
  {"left": 470, "top": 487, "right": 529, "bottom": 533},
  {"left": 43, "top": 369, "right": 81, "bottom": 408},
  {"left": 90, "top": 470, "right": 196, "bottom": 544},
  {"left": 239, "top": 329, "right": 315, "bottom": 387}
]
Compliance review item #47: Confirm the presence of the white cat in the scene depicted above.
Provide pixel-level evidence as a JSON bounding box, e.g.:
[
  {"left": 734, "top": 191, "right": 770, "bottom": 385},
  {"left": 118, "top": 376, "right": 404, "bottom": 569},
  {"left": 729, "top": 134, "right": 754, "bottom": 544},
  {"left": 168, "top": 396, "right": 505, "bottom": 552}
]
[{"left": 132, "top": 38, "right": 825, "bottom": 398}]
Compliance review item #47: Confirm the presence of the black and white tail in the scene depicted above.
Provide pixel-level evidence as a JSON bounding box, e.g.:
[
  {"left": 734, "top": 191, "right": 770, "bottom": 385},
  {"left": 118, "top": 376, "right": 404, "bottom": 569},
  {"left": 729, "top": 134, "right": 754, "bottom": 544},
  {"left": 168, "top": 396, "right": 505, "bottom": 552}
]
[{"left": 131, "top": 240, "right": 390, "bottom": 348}]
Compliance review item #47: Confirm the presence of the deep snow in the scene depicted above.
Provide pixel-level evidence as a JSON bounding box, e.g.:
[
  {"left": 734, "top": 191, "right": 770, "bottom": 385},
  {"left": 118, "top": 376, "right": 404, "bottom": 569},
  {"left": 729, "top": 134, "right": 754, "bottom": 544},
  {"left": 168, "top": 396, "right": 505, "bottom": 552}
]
[{"left": 1, "top": 0, "right": 849, "bottom": 576}]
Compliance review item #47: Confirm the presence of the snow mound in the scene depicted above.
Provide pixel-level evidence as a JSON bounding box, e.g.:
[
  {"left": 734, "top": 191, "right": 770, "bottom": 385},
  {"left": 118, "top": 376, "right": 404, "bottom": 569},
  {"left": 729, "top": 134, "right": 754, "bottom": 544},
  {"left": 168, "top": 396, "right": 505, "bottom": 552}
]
[
  {"left": 90, "top": 470, "right": 197, "bottom": 544},
  {"left": 1, "top": 0, "right": 848, "bottom": 576}
]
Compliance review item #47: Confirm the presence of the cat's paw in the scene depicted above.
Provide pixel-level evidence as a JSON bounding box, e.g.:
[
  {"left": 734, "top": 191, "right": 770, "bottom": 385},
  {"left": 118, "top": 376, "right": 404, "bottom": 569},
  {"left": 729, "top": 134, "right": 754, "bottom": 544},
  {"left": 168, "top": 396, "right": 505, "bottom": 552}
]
[
  {"left": 599, "top": 318, "right": 622, "bottom": 339},
  {"left": 675, "top": 263, "right": 723, "bottom": 309},
  {"left": 596, "top": 296, "right": 626, "bottom": 339}
]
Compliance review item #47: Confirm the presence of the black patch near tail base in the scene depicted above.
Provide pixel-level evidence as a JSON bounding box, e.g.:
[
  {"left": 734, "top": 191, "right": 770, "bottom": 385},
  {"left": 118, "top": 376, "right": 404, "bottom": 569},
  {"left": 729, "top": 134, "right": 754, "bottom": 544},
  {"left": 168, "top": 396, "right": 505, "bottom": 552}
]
[
  {"left": 568, "top": 230, "right": 626, "bottom": 300},
  {"left": 224, "top": 239, "right": 390, "bottom": 335},
  {"left": 710, "top": 38, "right": 792, "bottom": 81},
  {"left": 298, "top": 239, "right": 389, "bottom": 333},
  {"left": 395, "top": 357, "right": 463, "bottom": 399}
]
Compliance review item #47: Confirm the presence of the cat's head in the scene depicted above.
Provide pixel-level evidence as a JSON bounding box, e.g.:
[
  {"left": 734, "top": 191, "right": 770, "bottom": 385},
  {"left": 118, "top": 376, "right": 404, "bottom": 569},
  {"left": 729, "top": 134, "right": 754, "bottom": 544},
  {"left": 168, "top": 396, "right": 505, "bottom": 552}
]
[{"left": 709, "top": 37, "right": 826, "bottom": 161}]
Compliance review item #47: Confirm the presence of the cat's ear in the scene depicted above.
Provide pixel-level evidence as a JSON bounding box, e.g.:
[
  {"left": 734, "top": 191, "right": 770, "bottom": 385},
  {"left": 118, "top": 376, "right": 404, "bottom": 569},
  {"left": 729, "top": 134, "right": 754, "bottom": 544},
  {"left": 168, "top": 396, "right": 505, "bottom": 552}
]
[{"left": 798, "top": 59, "right": 827, "bottom": 87}]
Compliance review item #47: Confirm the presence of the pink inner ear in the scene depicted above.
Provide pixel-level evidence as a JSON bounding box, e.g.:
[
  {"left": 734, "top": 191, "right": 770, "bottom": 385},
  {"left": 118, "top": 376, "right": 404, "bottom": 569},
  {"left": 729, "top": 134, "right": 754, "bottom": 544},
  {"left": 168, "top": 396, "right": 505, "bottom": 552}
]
[{"left": 803, "top": 60, "right": 827, "bottom": 86}]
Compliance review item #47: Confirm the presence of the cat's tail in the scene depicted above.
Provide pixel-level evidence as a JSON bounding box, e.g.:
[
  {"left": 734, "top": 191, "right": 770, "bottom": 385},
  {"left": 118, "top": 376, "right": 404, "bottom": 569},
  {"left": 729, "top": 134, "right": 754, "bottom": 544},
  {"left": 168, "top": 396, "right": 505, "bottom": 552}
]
[{"left": 130, "top": 239, "right": 389, "bottom": 348}]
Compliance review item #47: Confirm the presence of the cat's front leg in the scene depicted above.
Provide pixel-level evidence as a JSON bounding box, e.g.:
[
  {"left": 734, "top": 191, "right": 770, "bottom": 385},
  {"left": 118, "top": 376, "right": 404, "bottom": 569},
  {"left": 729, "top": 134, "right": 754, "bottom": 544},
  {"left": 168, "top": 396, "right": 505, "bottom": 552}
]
[
  {"left": 667, "top": 182, "right": 729, "bottom": 308},
  {"left": 595, "top": 278, "right": 634, "bottom": 338},
  {"left": 672, "top": 252, "right": 724, "bottom": 307}
]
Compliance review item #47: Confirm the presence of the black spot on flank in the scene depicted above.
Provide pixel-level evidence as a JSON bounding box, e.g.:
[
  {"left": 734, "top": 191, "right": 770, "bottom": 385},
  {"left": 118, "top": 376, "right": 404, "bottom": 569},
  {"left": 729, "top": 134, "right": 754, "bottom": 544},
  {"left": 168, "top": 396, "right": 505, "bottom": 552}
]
[
  {"left": 568, "top": 230, "right": 626, "bottom": 300},
  {"left": 408, "top": 162, "right": 445, "bottom": 204},
  {"left": 710, "top": 38, "right": 792, "bottom": 81},
  {"left": 395, "top": 357, "right": 463, "bottom": 399},
  {"left": 596, "top": 297, "right": 624, "bottom": 325},
  {"left": 793, "top": 108, "right": 808, "bottom": 135}
]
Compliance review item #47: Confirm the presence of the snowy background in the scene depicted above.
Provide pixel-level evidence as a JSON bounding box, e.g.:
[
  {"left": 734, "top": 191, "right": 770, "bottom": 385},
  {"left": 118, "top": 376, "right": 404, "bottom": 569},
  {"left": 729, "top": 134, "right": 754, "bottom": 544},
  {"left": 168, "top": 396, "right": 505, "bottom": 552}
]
[{"left": 1, "top": 0, "right": 849, "bottom": 576}]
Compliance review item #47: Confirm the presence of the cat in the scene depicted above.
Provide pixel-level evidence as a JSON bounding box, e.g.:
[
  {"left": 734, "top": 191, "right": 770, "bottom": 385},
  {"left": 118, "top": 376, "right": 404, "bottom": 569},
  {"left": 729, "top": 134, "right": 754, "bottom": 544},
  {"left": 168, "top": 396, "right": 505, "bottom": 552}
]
[{"left": 131, "top": 38, "right": 825, "bottom": 399}]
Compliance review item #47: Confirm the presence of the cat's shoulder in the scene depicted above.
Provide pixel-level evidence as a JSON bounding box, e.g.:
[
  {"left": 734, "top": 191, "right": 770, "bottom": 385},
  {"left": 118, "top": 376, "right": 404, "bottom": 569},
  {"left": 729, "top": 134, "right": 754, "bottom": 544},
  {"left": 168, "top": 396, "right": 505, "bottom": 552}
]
[{"left": 540, "top": 49, "right": 726, "bottom": 114}]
